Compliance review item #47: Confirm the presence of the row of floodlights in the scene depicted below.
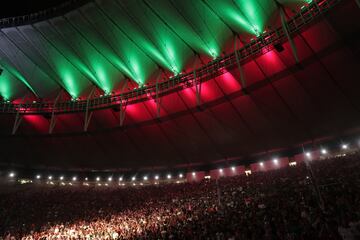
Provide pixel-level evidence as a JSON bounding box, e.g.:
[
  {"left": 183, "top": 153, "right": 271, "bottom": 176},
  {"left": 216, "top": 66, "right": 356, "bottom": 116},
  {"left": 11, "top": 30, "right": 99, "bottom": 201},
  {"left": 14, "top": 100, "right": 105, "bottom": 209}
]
[
  {"left": 5, "top": 144, "right": 350, "bottom": 180},
  {"left": 7, "top": 173, "right": 186, "bottom": 181}
]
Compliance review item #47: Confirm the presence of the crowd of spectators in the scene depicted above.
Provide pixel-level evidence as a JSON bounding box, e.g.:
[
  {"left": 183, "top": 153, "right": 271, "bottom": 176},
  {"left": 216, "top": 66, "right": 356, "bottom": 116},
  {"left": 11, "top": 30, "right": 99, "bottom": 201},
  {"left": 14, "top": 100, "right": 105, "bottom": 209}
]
[{"left": 1, "top": 152, "right": 360, "bottom": 239}]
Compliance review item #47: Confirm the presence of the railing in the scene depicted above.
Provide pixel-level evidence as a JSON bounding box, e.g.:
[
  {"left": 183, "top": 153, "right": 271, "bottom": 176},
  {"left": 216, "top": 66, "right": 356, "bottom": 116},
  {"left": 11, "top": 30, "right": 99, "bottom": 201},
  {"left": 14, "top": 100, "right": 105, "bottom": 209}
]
[
  {"left": 0, "top": 0, "right": 90, "bottom": 28},
  {"left": 0, "top": 0, "right": 341, "bottom": 115}
]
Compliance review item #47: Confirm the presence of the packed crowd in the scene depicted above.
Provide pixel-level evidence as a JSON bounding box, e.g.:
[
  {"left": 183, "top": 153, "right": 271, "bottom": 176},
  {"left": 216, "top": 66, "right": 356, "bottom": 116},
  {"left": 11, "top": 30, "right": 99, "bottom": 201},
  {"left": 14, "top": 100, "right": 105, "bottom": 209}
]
[{"left": 1, "top": 152, "right": 360, "bottom": 240}]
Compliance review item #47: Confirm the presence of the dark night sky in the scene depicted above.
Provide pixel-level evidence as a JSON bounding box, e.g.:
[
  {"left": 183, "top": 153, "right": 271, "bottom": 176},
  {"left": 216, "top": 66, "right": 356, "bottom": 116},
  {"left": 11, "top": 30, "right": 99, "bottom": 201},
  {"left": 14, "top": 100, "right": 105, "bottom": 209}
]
[{"left": 0, "top": 0, "right": 70, "bottom": 18}]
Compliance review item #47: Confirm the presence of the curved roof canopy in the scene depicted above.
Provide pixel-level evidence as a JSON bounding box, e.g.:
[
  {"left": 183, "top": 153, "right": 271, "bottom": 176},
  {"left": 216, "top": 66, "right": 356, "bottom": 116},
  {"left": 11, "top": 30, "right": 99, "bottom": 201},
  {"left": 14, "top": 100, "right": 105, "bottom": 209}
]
[{"left": 0, "top": 0, "right": 309, "bottom": 100}]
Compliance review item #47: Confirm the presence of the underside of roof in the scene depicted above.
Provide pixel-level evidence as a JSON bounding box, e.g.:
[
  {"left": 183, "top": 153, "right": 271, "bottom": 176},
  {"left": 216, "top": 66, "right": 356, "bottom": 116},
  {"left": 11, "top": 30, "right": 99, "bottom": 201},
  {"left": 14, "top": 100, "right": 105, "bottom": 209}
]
[{"left": 0, "top": 0, "right": 359, "bottom": 170}]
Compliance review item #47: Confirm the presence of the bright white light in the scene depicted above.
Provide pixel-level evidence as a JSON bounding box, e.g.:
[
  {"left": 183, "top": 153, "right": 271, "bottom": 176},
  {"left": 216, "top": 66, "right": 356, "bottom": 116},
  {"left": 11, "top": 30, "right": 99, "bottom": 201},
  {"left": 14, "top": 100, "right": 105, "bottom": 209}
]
[
  {"left": 273, "top": 159, "right": 278, "bottom": 164},
  {"left": 59, "top": 176, "right": 64, "bottom": 180},
  {"left": 231, "top": 166, "right": 236, "bottom": 171},
  {"left": 245, "top": 170, "right": 252, "bottom": 176},
  {"left": 72, "top": 177, "right": 77, "bottom": 181},
  {"left": 48, "top": 176, "right": 53, "bottom": 180},
  {"left": 96, "top": 177, "right": 100, "bottom": 182},
  {"left": 192, "top": 172, "right": 196, "bottom": 176},
  {"left": 321, "top": 149, "right": 327, "bottom": 154},
  {"left": 154, "top": 175, "right": 159, "bottom": 180},
  {"left": 179, "top": 173, "right": 183, "bottom": 178},
  {"left": 219, "top": 168, "right": 223, "bottom": 173},
  {"left": 9, "top": 172, "right": 15, "bottom": 178},
  {"left": 36, "top": 175, "right": 41, "bottom": 179},
  {"left": 119, "top": 177, "right": 123, "bottom": 181},
  {"left": 342, "top": 144, "right": 348, "bottom": 149},
  {"left": 306, "top": 152, "right": 311, "bottom": 157},
  {"left": 108, "top": 177, "right": 112, "bottom": 182},
  {"left": 85, "top": 177, "right": 88, "bottom": 181},
  {"left": 260, "top": 162, "right": 264, "bottom": 166},
  {"left": 167, "top": 174, "right": 172, "bottom": 179},
  {"left": 132, "top": 176, "right": 136, "bottom": 181},
  {"left": 143, "top": 176, "right": 148, "bottom": 181}
]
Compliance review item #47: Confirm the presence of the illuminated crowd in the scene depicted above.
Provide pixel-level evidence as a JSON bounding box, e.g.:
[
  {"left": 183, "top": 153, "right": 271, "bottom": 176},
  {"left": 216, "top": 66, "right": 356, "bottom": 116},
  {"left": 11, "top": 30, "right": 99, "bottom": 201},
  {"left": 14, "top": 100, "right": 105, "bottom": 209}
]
[{"left": 1, "top": 152, "right": 360, "bottom": 239}]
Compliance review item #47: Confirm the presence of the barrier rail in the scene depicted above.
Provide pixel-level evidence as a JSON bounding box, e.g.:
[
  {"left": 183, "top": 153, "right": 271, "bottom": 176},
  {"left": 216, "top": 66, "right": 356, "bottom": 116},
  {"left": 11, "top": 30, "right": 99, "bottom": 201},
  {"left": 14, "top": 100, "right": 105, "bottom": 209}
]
[
  {"left": 0, "top": 0, "right": 90, "bottom": 28},
  {"left": 0, "top": 0, "right": 341, "bottom": 115}
]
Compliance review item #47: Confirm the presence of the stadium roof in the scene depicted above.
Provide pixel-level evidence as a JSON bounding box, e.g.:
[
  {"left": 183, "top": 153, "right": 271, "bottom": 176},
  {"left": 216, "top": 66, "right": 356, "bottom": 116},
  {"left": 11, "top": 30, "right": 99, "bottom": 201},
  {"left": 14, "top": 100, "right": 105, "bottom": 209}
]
[{"left": 0, "top": 0, "right": 359, "bottom": 170}]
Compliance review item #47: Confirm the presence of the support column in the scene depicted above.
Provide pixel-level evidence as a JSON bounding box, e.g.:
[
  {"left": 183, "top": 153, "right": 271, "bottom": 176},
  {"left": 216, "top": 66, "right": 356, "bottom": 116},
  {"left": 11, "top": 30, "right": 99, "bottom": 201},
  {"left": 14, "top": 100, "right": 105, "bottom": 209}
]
[
  {"left": 155, "top": 70, "right": 163, "bottom": 119},
  {"left": 12, "top": 96, "right": 26, "bottom": 135},
  {"left": 234, "top": 36, "right": 247, "bottom": 94},
  {"left": 84, "top": 86, "right": 96, "bottom": 132},
  {"left": 193, "top": 55, "right": 202, "bottom": 107},
  {"left": 119, "top": 80, "right": 128, "bottom": 127},
  {"left": 48, "top": 90, "right": 62, "bottom": 134},
  {"left": 12, "top": 111, "right": 23, "bottom": 135},
  {"left": 119, "top": 97, "right": 127, "bottom": 127},
  {"left": 277, "top": 2, "right": 300, "bottom": 64}
]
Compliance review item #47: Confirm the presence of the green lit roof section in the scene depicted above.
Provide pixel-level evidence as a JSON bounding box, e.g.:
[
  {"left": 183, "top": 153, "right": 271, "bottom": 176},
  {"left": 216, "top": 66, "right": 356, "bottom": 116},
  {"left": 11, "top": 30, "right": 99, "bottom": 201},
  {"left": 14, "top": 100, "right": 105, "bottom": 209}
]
[
  {"left": 0, "top": 64, "right": 27, "bottom": 100},
  {"left": 0, "top": 0, "right": 313, "bottom": 99}
]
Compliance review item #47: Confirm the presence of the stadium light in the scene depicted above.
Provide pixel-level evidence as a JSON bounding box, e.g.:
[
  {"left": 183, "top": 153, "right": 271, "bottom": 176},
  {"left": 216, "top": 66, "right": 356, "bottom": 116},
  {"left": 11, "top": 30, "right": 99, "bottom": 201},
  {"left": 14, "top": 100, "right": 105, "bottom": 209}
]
[
  {"left": 167, "top": 174, "right": 172, "bottom": 179},
  {"left": 260, "top": 162, "right": 264, "bottom": 166},
  {"left": 59, "top": 176, "right": 64, "bottom": 180},
  {"left": 72, "top": 176, "right": 77, "bottom": 181},
  {"left": 192, "top": 172, "right": 196, "bottom": 177},
  {"left": 305, "top": 152, "right": 311, "bottom": 158},
  {"left": 342, "top": 144, "right": 348, "bottom": 150},
  {"left": 231, "top": 166, "right": 236, "bottom": 171},
  {"left": 219, "top": 168, "right": 223, "bottom": 173},
  {"left": 273, "top": 158, "right": 278, "bottom": 164},
  {"left": 143, "top": 176, "right": 148, "bottom": 181},
  {"left": 85, "top": 177, "right": 88, "bottom": 181},
  {"left": 48, "top": 176, "right": 53, "bottom": 180},
  {"left": 131, "top": 176, "right": 136, "bottom": 181},
  {"left": 179, "top": 173, "right": 183, "bottom": 178},
  {"left": 36, "top": 175, "right": 41, "bottom": 179},
  {"left": 119, "top": 177, "right": 123, "bottom": 182},
  {"left": 9, "top": 172, "right": 15, "bottom": 178},
  {"left": 108, "top": 177, "right": 112, "bottom": 182},
  {"left": 154, "top": 175, "right": 159, "bottom": 180},
  {"left": 321, "top": 149, "right": 327, "bottom": 154},
  {"left": 96, "top": 177, "right": 100, "bottom": 182}
]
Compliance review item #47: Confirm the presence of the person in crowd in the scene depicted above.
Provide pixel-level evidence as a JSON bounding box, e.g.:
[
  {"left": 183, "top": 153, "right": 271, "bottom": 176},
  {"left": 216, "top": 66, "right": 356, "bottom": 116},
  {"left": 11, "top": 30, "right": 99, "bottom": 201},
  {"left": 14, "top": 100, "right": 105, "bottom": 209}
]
[{"left": 1, "top": 152, "right": 359, "bottom": 239}]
